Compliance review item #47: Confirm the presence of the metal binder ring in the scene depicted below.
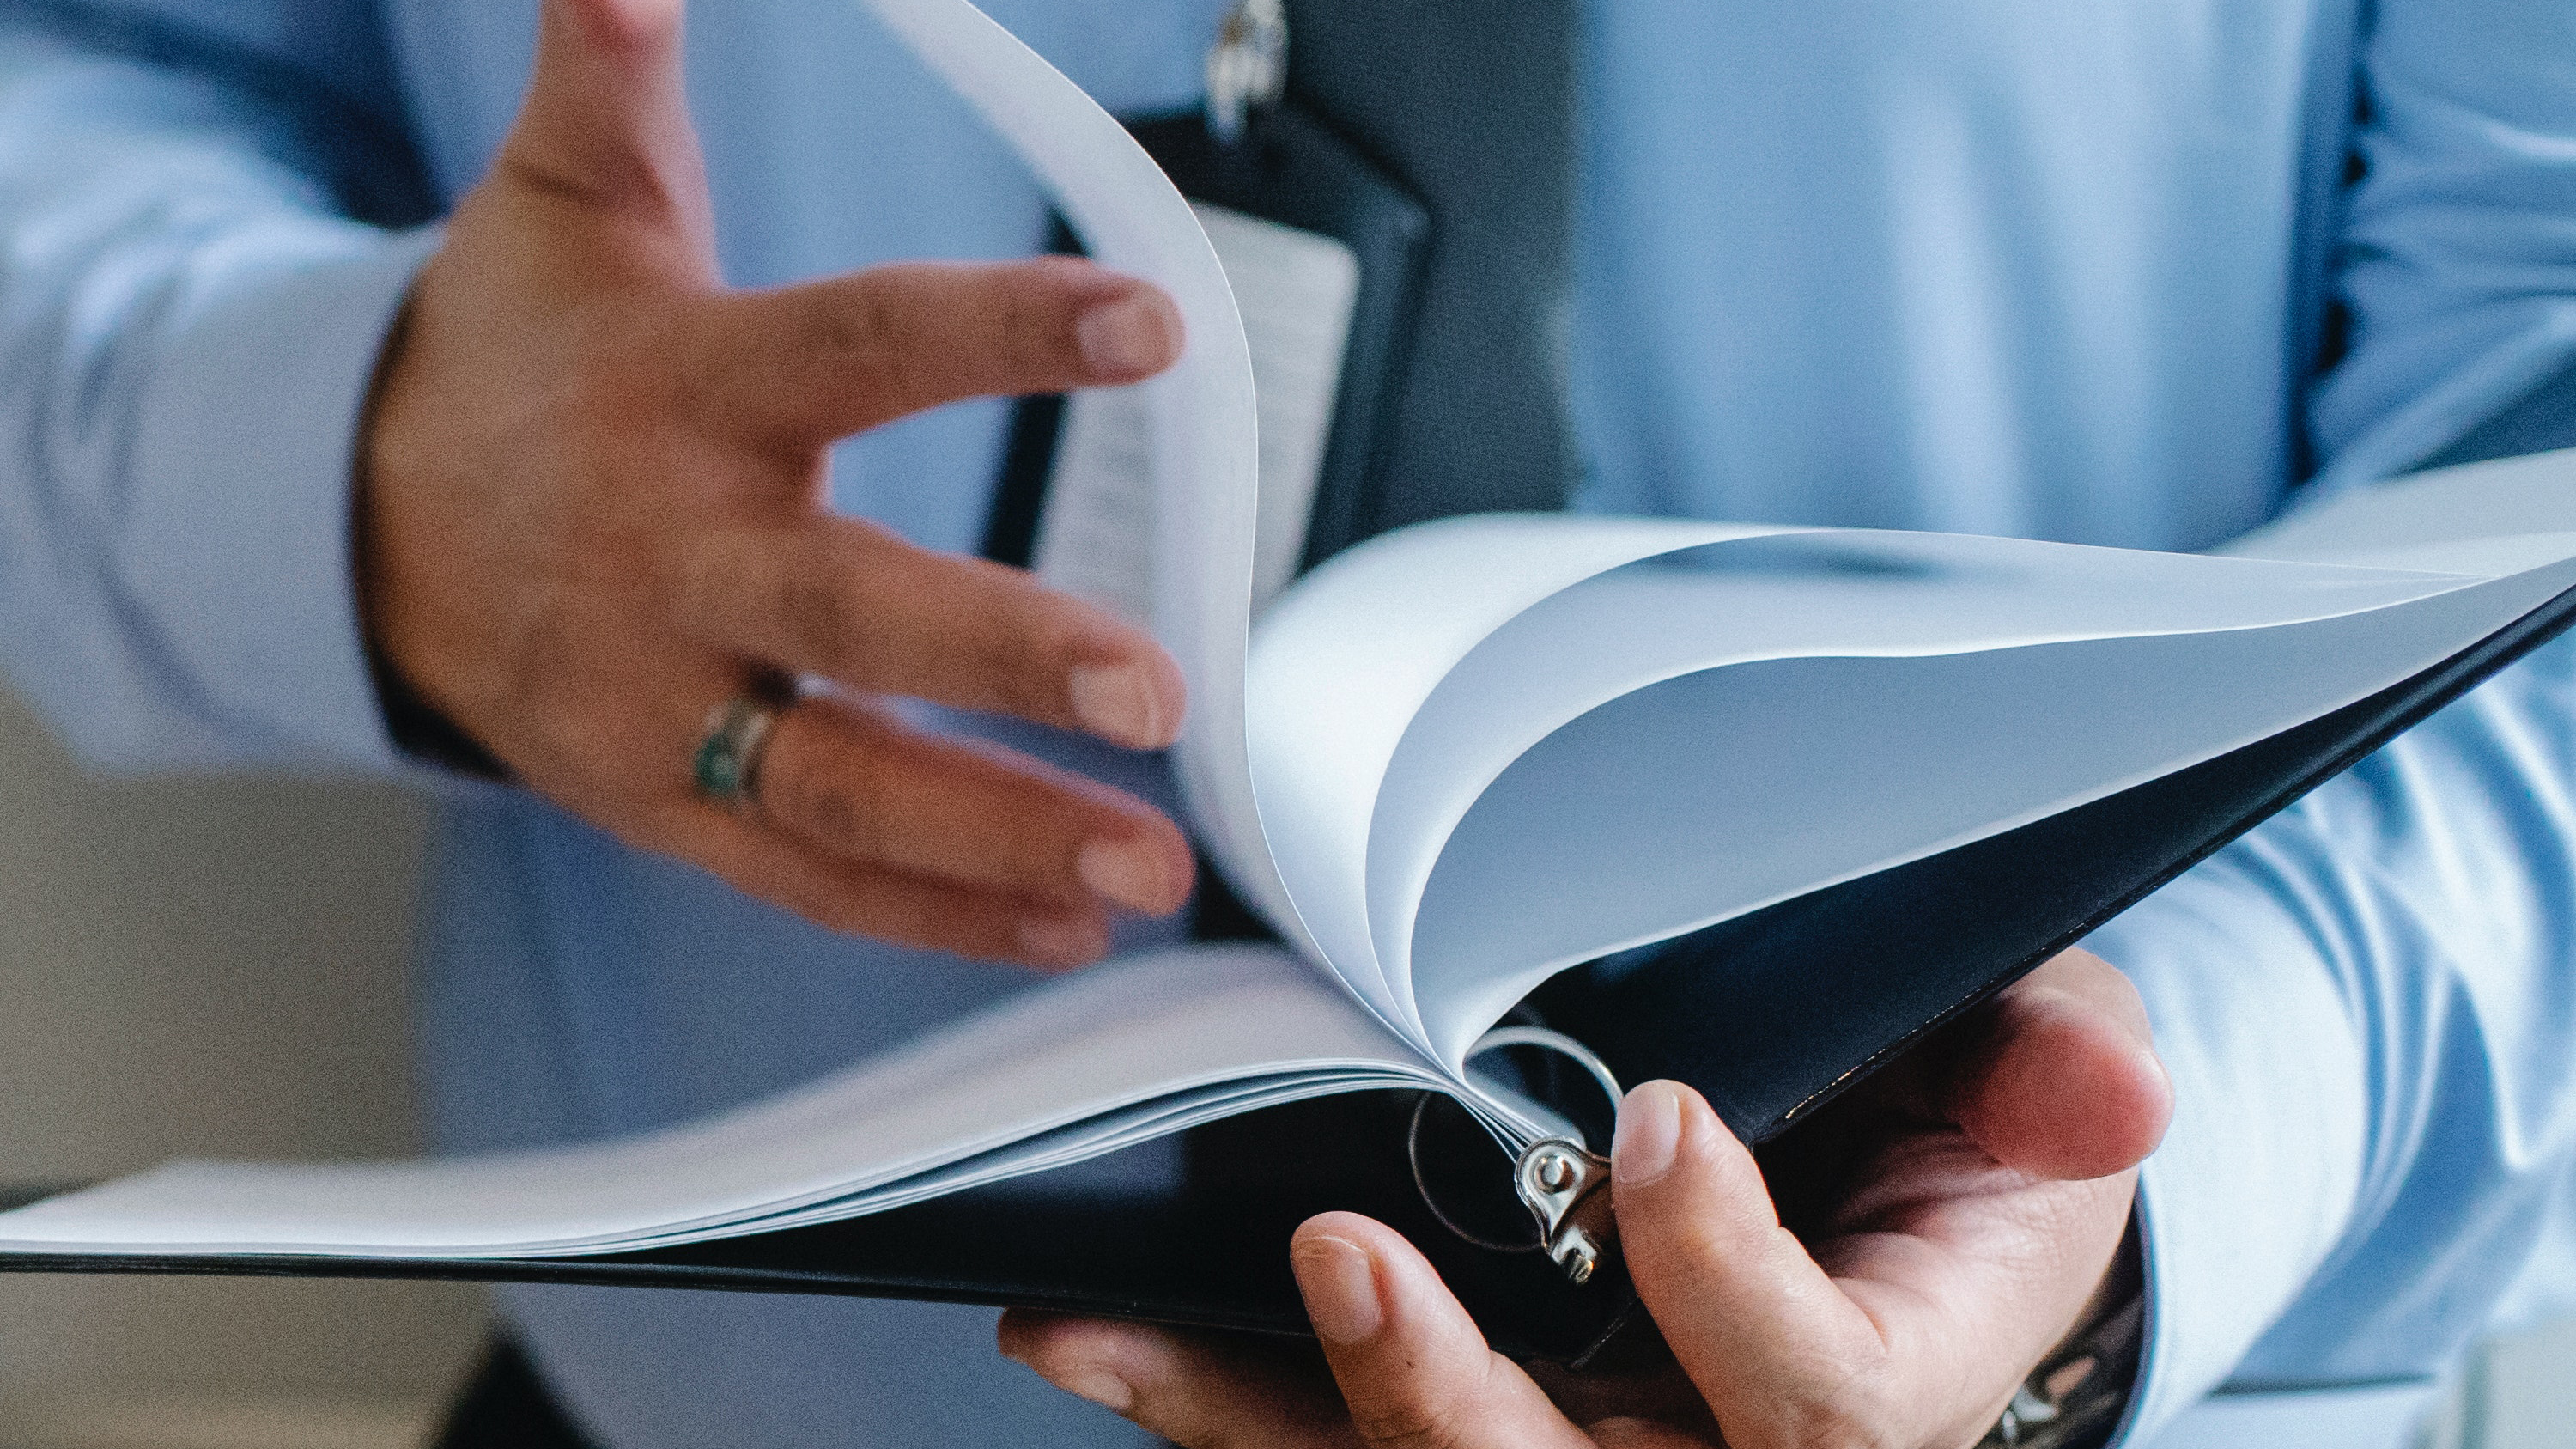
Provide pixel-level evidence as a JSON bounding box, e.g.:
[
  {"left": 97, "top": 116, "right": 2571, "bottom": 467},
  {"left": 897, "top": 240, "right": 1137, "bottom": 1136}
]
[
  {"left": 1465, "top": 1026, "right": 1625, "bottom": 1140},
  {"left": 1406, "top": 1027, "right": 1625, "bottom": 1254}
]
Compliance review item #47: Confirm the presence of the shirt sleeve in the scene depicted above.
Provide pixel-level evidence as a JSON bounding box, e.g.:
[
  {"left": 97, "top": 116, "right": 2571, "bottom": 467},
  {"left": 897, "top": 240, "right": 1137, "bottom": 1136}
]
[
  {"left": 0, "top": 7, "right": 440, "bottom": 774},
  {"left": 2105, "top": 3, "right": 2576, "bottom": 1439},
  {"left": 2309, "top": 0, "right": 2576, "bottom": 488}
]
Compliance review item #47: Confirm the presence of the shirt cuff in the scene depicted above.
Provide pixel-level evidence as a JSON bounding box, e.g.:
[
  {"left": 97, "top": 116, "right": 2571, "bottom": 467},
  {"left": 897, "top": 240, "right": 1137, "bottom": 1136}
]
[
  {"left": 116, "top": 216, "right": 444, "bottom": 772},
  {"left": 2081, "top": 850, "right": 2372, "bottom": 1446}
]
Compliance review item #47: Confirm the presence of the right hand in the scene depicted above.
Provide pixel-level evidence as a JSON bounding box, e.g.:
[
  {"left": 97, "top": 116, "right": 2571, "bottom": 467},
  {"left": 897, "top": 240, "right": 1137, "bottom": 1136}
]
[
  {"left": 1005, "top": 948, "right": 2171, "bottom": 1448},
  {"left": 360, "top": 0, "right": 1197, "bottom": 967}
]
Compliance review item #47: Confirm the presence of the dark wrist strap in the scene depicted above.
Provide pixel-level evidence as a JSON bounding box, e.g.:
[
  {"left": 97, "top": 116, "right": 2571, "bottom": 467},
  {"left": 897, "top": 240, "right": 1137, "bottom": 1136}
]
[{"left": 368, "top": 642, "right": 510, "bottom": 781}]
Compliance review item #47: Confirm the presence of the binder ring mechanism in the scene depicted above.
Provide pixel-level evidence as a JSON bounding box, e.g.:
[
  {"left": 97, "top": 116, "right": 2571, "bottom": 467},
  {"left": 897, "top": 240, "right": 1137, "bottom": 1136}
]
[{"left": 1409, "top": 1027, "right": 1625, "bottom": 1287}]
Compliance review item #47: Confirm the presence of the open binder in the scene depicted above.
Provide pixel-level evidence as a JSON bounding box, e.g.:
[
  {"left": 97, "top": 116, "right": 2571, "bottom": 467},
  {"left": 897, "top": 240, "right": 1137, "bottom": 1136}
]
[{"left": 9, "top": 0, "right": 2576, "bottom": 1367}]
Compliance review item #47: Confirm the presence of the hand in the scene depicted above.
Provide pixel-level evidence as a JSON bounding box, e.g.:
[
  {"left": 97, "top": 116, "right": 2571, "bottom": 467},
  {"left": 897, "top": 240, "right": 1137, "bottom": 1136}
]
[
  {"left": 360, "top": 0, "right": 1196, "bottom": 967},
  {"left": 1000, "top": 947, "right": 2172, "bottom": 1448}
]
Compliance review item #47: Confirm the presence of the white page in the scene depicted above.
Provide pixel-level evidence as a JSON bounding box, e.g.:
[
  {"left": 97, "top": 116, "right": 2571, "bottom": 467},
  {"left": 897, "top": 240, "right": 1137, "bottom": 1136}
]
[
  {"left": 0, "top": 946, "right": 1435, "bottom": 1257},
  {"left": 2224, "top": 447, "right": 2576, "bottom": 566},
  {"left": 1369, "top": 448, "right": 2576, "bottom": 1061},
  {"left": 1031, "top": 375, "right": 1157, "bottom": 630},
  {"left": 1404, "top": 559, "right": 2576, "bottom": 1058},
  {"left": 1246, "top": 517, "right": 2492, "bottom": 1045},
  {"left": 855, "top": 0, "right": 1311, "bottom": 957},
  {"left": 1352, "top": 529, "right": 2492, "bottom": 1044},
  {"left": 1215, "top": 204, "right": 1361, "bottom": 618},
  {"left": 1244, "top": 516, "right": 1795, "bottom": 1033}
]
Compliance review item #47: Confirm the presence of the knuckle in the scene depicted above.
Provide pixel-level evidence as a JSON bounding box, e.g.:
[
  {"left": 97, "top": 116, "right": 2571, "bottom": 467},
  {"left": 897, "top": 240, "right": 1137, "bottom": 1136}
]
[
  {"left": 968, "top": 581, "right": 1083, "bottom": 709},
  {"left": 494, "top": 127, "right": 691, "bottom": 236},
  {"left": 803, "top": 880, "right": 900, "bottom": 939},
  {"left": 765, "top": 719, "right": 895, "bottom": 861},
  {"left": 764, "top": 261, "right": 1099, "bottom": 430},
  {"left": 777, "top": 545, "right": 884, "bottom": 675},
  {"left": 933, "top": 261, "right": 1087, "bottom": 382},
  {"left": 816, "top": 284, "right": 909, "bottom": 381},
  {"left": 1348, "top": 1398, "right": 1473, "bottom": 1449},
  {"left": 999, "top": 278, "right": 1084, "bottom": 372},
  {"left": 494, "top": 149, "right": 626, "bottom": 217},
  {"left": 762, "top": 277, "right": 919, "bottom": 418}
]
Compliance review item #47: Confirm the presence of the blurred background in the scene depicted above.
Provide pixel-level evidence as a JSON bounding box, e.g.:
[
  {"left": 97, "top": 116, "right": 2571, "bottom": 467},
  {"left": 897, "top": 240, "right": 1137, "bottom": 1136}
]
[
  {"left": 0, "top": 685, "right": 481, "bottom": 1448},
  {"left": 1, "top": 675, "right": 2573, "bottom": 1449}
]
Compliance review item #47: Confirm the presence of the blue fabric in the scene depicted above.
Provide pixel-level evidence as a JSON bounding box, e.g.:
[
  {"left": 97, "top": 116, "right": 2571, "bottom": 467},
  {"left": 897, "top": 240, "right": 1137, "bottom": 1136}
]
[{"left": 2, "top": 3, "right": 2574, "bottom": 1446}]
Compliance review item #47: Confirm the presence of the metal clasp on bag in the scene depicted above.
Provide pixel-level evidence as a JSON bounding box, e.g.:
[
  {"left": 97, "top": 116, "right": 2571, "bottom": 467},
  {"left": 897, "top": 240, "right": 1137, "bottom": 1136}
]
[{"left": 1205, "top": 0, "right": 1286, "bottom": 143}]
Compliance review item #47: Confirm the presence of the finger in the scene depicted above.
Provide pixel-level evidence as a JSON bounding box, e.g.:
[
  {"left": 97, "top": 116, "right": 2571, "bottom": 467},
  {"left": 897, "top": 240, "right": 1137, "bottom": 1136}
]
[
  {"left": 507, "top": 0, "right": 714, "bottom": 257},
  {"left": 1524, "top": 1356, "right": 1721, "bottom": 1434},
  {"left": 686, "top": 257, "right": 1182, "bottom": 447},
  {"left": 999, "top": 1312, "right": 1360, "bottom": 1449},
  {"left": 1611, "top": 1081, "right": 1899, "bottom": 1447},
  {"left": 1291, "top": 1214, "right": 1595, "bottom": 1449},
  {"left": 673, "top": 517, "right": 1185, "bottom": 749},
  {"left": 756, "top": 693, "right": 1192, "bottom": 914},
  {"left": 651, "top": 800, "right": 1111, "bottom": 967},
  {"left": 1941, "top": 948, "right": 2173, "bottom": 1180}
]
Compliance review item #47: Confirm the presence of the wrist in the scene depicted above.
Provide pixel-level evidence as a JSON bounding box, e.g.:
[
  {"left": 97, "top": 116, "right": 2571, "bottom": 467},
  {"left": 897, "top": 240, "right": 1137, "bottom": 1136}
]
[
  {"left": 354, "top": 289, "right": 512, "bottom": 781},
  {"left": 1983, "top": 1214, "right": 2147, "bottom": 1449}
]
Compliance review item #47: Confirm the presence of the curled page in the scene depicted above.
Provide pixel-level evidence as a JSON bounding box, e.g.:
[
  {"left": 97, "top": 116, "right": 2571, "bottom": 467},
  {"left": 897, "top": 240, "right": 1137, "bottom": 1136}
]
[
  {"left": 859, "top": 0, "right": 1309, "bottom": 954},
  {"left": 1236, "top": 449, "right": 2576, "bottom": 1065}
]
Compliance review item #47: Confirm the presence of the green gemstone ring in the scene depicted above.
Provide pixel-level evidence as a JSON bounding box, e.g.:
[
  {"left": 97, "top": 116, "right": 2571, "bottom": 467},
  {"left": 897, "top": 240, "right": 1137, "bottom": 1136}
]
[{"left": 693, "top": 695, "right": 783, "bottom": 807}]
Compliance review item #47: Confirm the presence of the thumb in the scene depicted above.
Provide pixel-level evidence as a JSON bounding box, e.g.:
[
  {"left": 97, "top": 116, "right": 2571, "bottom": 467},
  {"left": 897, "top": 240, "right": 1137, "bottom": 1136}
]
[
  {"left": 1611, "top": 1081, "right": 1897, "bottom": 1446},
  {"left": 1942, "top": 948, "right": 2173, "bottom": 1182},
  {"left": 503, "top": 0, "right": 714, "bottom": 263}
]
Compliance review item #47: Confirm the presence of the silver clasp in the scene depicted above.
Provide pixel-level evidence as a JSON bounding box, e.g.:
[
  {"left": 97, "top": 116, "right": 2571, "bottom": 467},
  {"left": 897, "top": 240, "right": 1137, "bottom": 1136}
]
[
  {"left": 1514, "top": 1136, "right": 1618, "bottom": 1285},
  {"left": 1205, "top": 0, "right": 1286, "bottom": 144},
  {"left": 1412, "top": 1026, "right": 1624, "bottom": 1286}
]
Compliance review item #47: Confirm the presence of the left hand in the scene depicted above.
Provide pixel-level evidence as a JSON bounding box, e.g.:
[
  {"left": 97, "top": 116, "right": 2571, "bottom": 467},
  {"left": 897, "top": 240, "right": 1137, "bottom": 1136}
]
[
  {"left": 361, "top": 0, "right": 1197, "bottom": 968},
  {"left": 999, "top": 947, "right": 2172, "bottom": 1448}
]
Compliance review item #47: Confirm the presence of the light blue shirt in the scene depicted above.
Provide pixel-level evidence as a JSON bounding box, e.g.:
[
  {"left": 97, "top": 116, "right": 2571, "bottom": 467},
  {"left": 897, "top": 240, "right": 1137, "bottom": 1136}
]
[{"left": 3, "top": 3, "right": 2573, "bottom": 1446}]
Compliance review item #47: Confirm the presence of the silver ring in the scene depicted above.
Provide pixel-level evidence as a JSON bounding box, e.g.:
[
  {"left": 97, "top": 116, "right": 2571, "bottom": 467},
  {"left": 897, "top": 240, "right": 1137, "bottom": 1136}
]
[
  {"left": 1407, "top": 1093, "right": 1542, "bottom": 1253},
  {"left": 1467, "top": 1026, "right": 1625, "bottom": 1141},
  {"left": 1406, "top": 1027, "right": 1628, "bottom": 1253},
  {"left": 692, "top": 693, "right": 784, "bottom": 807}
]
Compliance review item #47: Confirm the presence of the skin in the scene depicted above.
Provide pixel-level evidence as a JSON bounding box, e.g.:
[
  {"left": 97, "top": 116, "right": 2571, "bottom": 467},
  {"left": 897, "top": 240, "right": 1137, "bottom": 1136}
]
[
  {"left": 361, "top": 0, "right": 1199, "bottom": 968},
  {"left": 369, "top": 0, "right": 2171, "bottom": 1428},
  {"left": 1001, "top": 947, "right": 2174, "bottom": 1449}
]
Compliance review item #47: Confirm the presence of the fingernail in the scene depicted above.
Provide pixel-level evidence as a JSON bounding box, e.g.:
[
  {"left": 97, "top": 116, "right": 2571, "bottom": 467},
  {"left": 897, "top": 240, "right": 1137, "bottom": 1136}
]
[
  {"left": 1030, "top": 1356, "right": 1136, "bottom": 1415},
  {"left": 1079, "top": 837, "right": 1177, "bottom": 914},
  {"left": 1018, "top": 913, "right": 1106, "bottom": 966},
  {"left": 1291, "top": 1234, "right": 1382, "bottom": 1345},
  {"left": 1614, "top": 1081, "right": 1684, "bottom": 1185},
  {"left": 1070, "top": 661, "right": 1169, "bottom": 748},
  {"left": 1077, "top": 293, "right": 1176, "bottom": 378}
]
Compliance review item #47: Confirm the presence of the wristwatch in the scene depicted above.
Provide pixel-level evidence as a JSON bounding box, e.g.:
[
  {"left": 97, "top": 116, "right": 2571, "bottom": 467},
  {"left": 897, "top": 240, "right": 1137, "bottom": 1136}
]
[{"left": 1980, "top": 1225, "right": 2146, "bottom": 1449}]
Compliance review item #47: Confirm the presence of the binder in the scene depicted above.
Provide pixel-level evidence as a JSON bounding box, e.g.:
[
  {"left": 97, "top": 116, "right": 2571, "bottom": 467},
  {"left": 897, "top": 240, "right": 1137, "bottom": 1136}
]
[{"left": 8, "top": 573, "right": 2573, "bottom": 1365}]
